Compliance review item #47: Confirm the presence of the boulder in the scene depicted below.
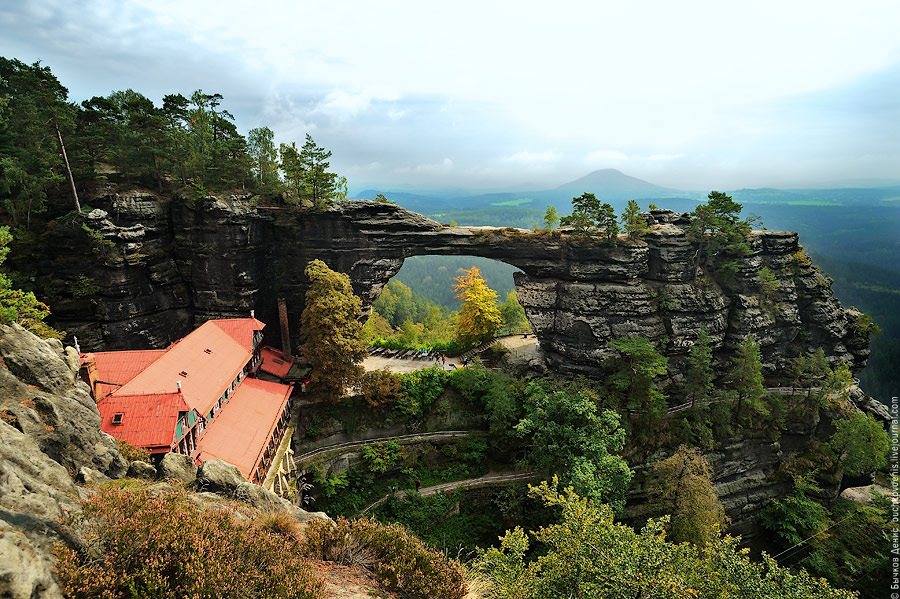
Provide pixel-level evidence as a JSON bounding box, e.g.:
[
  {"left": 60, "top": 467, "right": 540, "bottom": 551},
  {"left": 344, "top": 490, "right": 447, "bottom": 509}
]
[
  {"left": 127, "top": 460, "right": 158, "bottom": 479},
  {"left": 0, "top": 324, "right": 75, "bottom": 395},
  {"left": 158, "top": 453, "right": 196, "bottom": 484},
  {"left": 75, "top": 466, "right": 110, "bottom": 486},
  {"left": 195, "top": 459, "right": 244, "bottom": 493}
]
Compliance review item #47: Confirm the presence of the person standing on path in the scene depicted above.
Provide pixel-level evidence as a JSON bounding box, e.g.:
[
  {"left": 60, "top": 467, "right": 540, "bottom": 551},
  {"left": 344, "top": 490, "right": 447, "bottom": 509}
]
[{"left": 415, "top": 480, "right": 421, "bottom": 492}]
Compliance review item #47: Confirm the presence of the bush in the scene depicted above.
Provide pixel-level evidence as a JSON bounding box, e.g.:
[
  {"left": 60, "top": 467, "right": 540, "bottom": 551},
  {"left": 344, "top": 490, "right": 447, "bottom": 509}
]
[
  {"left": 396, "top": 366, "right": 449, "bottom": 420},
  {"left": 361, "top": 441, "right": 403, "bottom": 474},
  {"left": 304, "top": 516, "right": 467, "bottom": 599},
  {"left": 115, "top": 438, "right": 150, "bottom": 463},
  {"left": 360, "top": 368, "right": 402, "bottom": 409},
  {"left": 54, "top": 487, "right": 324, "bottom": 599}
]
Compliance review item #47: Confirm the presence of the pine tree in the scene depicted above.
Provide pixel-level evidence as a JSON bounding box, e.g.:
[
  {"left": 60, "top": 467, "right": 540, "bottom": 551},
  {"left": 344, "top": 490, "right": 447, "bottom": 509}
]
[
  {"left": 300, "top": 260, "right": 367, "bottom": 402},
  {"left": 684, "top": 328, "right": 713, "bottom": 408},
  {"left": 602, "top": 337, "right": 668, "bottom": 422},
  {"left": 621, "top": 200, "right": 650, "bottom": 240},
  {"left": 728, "top": 335, "right": 766, "bottom": 421},
  {"left": 453, "top": 266, "right": 503, "bottom": 348},
  {"left": 598, "top": 202, "right": 619, "bottom": 244}
]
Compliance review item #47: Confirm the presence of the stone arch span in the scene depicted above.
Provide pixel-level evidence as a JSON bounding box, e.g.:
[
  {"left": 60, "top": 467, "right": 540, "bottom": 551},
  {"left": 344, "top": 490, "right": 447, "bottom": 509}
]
[
  {"left": 247, "top": 201, "right": 866, "bottom": 378},
  {"left": 64, "top": 196, "right": 868, "bottom": 380}
]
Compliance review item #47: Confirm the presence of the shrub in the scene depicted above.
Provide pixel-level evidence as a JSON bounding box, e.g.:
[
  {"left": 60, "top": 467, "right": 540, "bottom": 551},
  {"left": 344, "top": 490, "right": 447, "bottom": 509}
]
[
  {"left": 361, "top": 441, "right": 404, "bottom": 474},
  {"left": 304, "top": 516, "right": 467, "bottom": 599},
  {"left": 54, "top": 487, "right": 324, "bottom": 599},
  {"left": 360, "top": 368, "right": 402, "bottom": 409},
  {"left": 396, "top": 366, "right": 449, "bottom": 420},
  {"left": 115, "top": 438, "right": 150, "bottom": 463}
]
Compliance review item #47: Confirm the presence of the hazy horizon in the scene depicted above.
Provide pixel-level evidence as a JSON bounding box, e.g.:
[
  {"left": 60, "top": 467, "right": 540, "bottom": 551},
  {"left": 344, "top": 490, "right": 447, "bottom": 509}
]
[{"left": 3, "top": 1, "right": 899, "bottom": 193}]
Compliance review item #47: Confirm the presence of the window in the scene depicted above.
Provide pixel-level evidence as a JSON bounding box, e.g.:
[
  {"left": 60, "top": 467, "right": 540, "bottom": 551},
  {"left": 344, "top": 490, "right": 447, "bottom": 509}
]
[
  {"left": 179, "top": 370, "right": 189, "bottom": 377},
  {"left": 204, "top": 349, "right": 212, "bottom": 354},
  {"left": 112, "top": 413, "right": 123, "bottom": 425}
]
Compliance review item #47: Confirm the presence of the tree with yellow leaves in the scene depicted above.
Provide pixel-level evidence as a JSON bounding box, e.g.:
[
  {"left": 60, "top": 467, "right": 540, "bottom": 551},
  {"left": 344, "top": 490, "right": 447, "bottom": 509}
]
[{"left": 453, "top": 266, "right": 503, "bottom": 349}]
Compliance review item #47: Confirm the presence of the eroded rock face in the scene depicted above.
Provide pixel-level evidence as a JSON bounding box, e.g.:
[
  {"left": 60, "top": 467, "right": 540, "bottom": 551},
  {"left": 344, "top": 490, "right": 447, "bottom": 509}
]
[
  {"left": 43, "top": 198, "right": 869, "bottom": 385},
  {"left": 0, "top": 325, "right": 122, "bottom": 599}
]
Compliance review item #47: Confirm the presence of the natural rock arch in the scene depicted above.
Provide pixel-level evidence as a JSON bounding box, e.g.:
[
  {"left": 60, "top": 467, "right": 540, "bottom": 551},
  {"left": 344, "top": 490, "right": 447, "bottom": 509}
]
[{"left": 57, "top": 196, "right": 868, "bottom": 379}]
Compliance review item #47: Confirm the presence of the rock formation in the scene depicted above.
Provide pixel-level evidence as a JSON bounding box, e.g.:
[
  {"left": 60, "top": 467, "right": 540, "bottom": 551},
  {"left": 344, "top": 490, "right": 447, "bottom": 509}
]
[
  {"left": 36, "top": 193, "right": 870, "bottom": 384},
  {"left": 0, "top": 323, "right": 323, "bottom": 598}
]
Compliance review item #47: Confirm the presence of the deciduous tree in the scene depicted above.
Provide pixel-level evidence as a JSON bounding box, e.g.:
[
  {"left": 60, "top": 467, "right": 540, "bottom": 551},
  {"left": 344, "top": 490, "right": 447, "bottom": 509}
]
[
  {"left": 300, "top": 259, "right": 367, "bottom": 402},
  {"left": 453, "top": 266, "right": 503, "bottom": 348},
  {"left": 648, "top": 445, "right": 728, "bottom": 545},
  {"left": 829, "top": 412, "right": 889, "bottom": 476},
  {"left": 543, "top": 205, "right": 559, "bottom": 230}
]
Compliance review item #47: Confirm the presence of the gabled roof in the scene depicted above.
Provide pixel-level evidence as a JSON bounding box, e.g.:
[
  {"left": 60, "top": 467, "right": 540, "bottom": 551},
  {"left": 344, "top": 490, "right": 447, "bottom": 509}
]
[
  {"left": 83, "top": 349, "right": 168, "bottom": 399},
  {"left": 209, "top": 318, "right": 265, "bottom": 352},
  {"left": 195, "top": 377, "right": 292, "bottom": 479},
  {"left": 98, "top": 392, "right": 188, "bottom": 451},
  {"left": 259, "top": 345, "right": 295, "bottom": 380},
  {"left": 113, "top": 320, "right": 252, "bottom": 418}
]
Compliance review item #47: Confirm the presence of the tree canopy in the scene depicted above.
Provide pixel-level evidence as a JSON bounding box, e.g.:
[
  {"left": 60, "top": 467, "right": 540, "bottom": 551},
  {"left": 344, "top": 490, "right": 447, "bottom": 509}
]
[
  {"left": 299, "top": 259, "right": 367, "bottom": 402},
  {"left": 453, "top": 266, "right": 503, "bottom": 349}
]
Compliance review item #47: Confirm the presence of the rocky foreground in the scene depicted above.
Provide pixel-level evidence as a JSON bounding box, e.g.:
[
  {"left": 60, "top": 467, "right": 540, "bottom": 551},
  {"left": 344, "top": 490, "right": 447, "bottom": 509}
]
[{"left": 0, "top": 323, "right": 327, "bottom": 599}]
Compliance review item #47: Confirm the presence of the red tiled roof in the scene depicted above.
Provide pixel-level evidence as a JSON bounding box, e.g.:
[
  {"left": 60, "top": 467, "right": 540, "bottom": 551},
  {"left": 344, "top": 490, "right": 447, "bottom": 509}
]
[
  {"left": 113, "top": 320, "right": 252, "bottom": 418},
  {"left": 259, "top": 345, "right": 295, "bottom": 380},
  {"left": 195, "top": 377, "right": 291, "bottom": 479},
  {"left": 98, "top": 392, "right": 188, "bottom": 452},
  {"left": 210, "top": 318, "right": 265, "bottom": 352},
  {"left": 83, "top": 350, "right": 168, "bottom": 399}
]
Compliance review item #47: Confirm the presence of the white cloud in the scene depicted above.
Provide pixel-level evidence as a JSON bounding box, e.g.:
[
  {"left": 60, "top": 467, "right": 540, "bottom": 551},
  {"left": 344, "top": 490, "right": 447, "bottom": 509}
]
[{"left": 503, "top": 150, "right": 562, "bottom": 164}]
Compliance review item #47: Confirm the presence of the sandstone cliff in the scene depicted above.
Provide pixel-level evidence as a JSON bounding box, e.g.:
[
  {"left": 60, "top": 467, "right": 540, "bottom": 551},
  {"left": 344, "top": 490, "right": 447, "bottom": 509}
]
[{"left": 32, "top": 192, "right": 870, "bottom": 385}]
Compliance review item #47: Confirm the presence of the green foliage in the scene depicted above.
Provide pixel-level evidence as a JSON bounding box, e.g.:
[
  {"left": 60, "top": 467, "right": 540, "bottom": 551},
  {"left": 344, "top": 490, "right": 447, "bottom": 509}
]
[
  {"left": 453, "top": 266, "right": 503, "bottom": 348},
  {"left": 304, "top": 516, "right": 467, "bottom": 599},
  {"left": 757, "top": 265, "right": 779, "bottom": 300},
  {"left": 53, "top": 487, "right": 324, "bottom": 599},
  {"left": 514, "top": 381, "right": 631, "bottom": 511},
  {"left": 0, "top": 226, "right": 62, "bottom": 338},
  {"left": 474, "top": 479, "right": 855, "bottom": 599},
  {"left": 279, "top": 134, "right": 339, "bottom": 208},
  {"left": 683, "top": 328, "right": 713, "bottom": 408},
  {"left": 114, "top": 438, "right": 150, "bottom": 463},
  {"left": 687, "top": 191, "right": 754, "bottom": 279},
  {"left": 760, "top": 475, "right": 830, "bottom": 548},
  {"left": 312, "top": 467, "right": 349, "bottom": 497},
  {"left": 359, "top": 367, "right": 403, "bottom": 409},
  {"left": 364, "top": 279, "right": 457, "bottom": 351},
  {"left": 396, "top": 366, "right": 449, "bottom": 420},
  {"left": 649, "top": 445, "right": 728, "bottom": 545},
  {"left": 499, "top": 290, "right": 530, "bottom": 334},
  {"left": 543, "top": 205, "right": 559, "bottom": 230},
  {"left": 621, "top": 199, "right": 650, "bottom": 240},
  {"left": 559, "top": 193, "right": 619, "bottom": 243},
  {"left": 374, "top": 192, "right": 394, "bottom": 204},
  {"left": 361, "top": 440, "right": 404, "bottom": 474},
  {"left": 246, "top": 126, "right": 280, "bottom": 192},
  {"left": 829, "top": 412, "right": 889, "bottom": 476},
  {"left": 728, "top": 335, "right": 766, "bottom": 423},
  {"left": 299, "top": 259, "right": 367, "bottom": 402},
  {"left": 852, "top": 311, "right": 881, "bottom": 337},
  {"left": 602, "top": 336, "right": 668, "bottom": 424}
]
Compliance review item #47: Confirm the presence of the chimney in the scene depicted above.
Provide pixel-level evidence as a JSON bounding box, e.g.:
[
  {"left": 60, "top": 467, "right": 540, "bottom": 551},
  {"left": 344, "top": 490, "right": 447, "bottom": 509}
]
[
  {"left": 177, "top": 380, "right": 182, "bottom": 391},
  {"left": 73, "top": 336, "right": 81, "bottom": 354},
  {"left": 278, "top": 297, "right": 291, "bottom": 360},
  {"left": 250, "top": 309, "right": 255, "bottom": 319}
]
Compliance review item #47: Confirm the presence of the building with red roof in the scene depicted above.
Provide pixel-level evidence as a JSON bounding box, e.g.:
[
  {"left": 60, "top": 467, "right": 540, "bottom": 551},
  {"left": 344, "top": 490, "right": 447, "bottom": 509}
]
[{"left": 82, "top": 315, "right": 295, "bottom": 484}]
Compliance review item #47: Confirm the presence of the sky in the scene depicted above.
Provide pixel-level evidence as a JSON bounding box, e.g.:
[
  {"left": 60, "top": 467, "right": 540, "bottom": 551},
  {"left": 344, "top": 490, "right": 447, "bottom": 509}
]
[{"left": 2, "top": 0, "right": 899, "bottom": 193}]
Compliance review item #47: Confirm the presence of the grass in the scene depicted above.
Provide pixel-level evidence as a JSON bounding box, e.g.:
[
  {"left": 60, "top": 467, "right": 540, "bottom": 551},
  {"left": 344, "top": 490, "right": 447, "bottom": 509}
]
[{"left": 490, "top": 198, "right": 533, "bottom": 207}]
